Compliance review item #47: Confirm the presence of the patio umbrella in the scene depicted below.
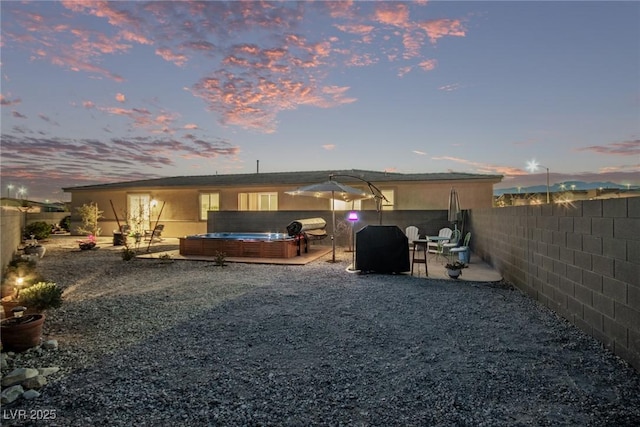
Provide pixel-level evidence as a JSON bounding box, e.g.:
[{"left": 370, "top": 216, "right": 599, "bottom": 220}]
[
  {"left": 448, "top": 187, "right": 461, "bottom": 231},
  {"left": 286, "top": 180, "right": 373, "bottom": 262}
]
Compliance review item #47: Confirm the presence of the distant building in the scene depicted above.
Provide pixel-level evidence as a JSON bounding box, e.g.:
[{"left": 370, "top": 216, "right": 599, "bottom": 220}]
[{"left": 494, "top": 188, "right": 640, "bottom": 207}]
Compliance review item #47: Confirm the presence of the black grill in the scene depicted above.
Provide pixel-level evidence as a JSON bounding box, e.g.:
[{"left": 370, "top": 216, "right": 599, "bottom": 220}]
[{"left": 355, "top": 225, "right": 410, "bottom": 273}]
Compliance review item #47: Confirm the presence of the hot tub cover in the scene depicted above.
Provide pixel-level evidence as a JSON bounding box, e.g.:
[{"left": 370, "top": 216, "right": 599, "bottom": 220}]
[{"left": 286, "top": 218, "right": 327, "bottom": 236}]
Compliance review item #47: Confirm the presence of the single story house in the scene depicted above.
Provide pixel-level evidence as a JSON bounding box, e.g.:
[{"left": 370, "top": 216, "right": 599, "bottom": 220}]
[{"left": 63, "top": 169, "right": 502, "bottom": 238}]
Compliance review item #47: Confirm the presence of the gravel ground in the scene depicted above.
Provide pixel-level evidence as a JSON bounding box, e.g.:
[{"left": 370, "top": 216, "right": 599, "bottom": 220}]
[{"left": 3, "top": 235, "right": 640, "bottom": 426}]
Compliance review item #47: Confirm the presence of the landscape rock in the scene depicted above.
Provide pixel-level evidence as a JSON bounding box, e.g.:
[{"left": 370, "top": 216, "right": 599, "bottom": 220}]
[
  {"left": 22, "top": 389, "right": 41, "bottom": 400},
  {"left": 1, "top": 367, "right": 39, "bottom": 387},
  {"left": 1, "top": 385, "right": 24, "bottom": 404},
  {"left": 38, "top": 367, "right": 61, "bottom": 377},
  {"left": 22, "top": 375, "right": 47, "bottom": 390},
  {"left": 43, "top": 339, "right": 58, "bottom": 350}
]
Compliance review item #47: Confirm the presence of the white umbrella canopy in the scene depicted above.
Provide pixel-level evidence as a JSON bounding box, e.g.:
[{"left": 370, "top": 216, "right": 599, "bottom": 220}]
[
  {"left": 448, "top": 187, "right": 461, "bottom": 230},
  {"left": 286, "top": 180, "right": 373, "bottom": 262}
]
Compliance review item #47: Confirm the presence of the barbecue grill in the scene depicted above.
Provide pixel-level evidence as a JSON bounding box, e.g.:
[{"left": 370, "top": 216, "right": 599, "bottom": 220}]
[
  {"left": 286, "top": 217, "right": 328, "bottom": 255},
  {"left": 355, "top": 225, "right": 410, "bottom": 273}
]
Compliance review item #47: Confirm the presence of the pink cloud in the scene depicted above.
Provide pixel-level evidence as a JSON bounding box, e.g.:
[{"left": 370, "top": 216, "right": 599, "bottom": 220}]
[
  {"left": 577, "top": 139, "right": 640, "bottom": 156},
  {"left": 0, "top": 95, "right": 21, "bottom": 106},
  {"left": 115, "top": 93, "right": 126, "bottom": 103},
  {"left": 418, "top": 19, "right": 466, "bottom": 44}
]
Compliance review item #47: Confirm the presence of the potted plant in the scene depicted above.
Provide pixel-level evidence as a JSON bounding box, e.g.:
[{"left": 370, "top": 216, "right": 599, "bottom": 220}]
[
  {"left": 1, "top": 258, "right": 44, "bottom": 317},
  {"left": 0, "top": 282, "right": 63, "bottom": 352},
  {"left": 444, "top": 260, "right": 466, "bottom": 279},
  {"left": 78, "top": 234, "right": 97, "bottom": 250}
]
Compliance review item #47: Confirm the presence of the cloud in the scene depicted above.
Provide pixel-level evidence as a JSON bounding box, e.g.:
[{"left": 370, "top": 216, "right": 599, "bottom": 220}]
[
  {"left": 439, "top": 83, "right": 461, "bottom": 92},
  {"left": 115, "top": 93, "right": 126, "bottom": 103},
  {"left": 0, "top": 132, "right": 241, "bottom": 199},
  {"left": 577, "top": 139, "right": 640, "bottom": 156},
  {"left": 4, "top": 1, "right": 469, "bottom": 134},
  {"left": 413, "top": 150, "right": 427, "bottom": 155},
  {"left": 322, "top": 144, "right": 336, "bottom": 151},
  {"left": 12, "top": 111, "right": 27, "bottom": 119},
  {"left": 0, "top": 95, "right": 21, "bottom": 106}
]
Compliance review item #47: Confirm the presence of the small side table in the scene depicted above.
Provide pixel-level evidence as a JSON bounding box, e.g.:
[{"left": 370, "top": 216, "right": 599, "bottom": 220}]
[{"left": 411, "top": 239, "right": 428, "bottom": 277}]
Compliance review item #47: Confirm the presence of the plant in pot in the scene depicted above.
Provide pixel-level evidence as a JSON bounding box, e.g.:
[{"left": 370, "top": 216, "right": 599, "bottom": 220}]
[
  {"left": 1, "top": 258, "right": 44, "bottom": 317},
  {"left": 444, "top": 260, "right": 466, "bottom": 279},
  {"left": 1, "top": 281, "right": 63, "bottom": 352}
]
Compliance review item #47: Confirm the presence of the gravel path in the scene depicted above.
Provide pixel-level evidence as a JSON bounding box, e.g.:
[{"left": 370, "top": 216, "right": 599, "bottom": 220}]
[{"left": 3, "top": 236, "right": 640, "bottom": 426}]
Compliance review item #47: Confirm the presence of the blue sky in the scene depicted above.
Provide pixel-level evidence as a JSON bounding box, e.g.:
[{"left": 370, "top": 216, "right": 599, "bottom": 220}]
[{"left": 1, "top": 1, "right": 638, "bottom": 202}]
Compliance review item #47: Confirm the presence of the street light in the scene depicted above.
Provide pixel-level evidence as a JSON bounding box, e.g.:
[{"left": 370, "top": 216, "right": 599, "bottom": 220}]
[
  {"left": 7, "top": 184, "right": 14, "bottom": 198},
  {"left": 526, "top": 160, "right": 550, "bottom": 204}
]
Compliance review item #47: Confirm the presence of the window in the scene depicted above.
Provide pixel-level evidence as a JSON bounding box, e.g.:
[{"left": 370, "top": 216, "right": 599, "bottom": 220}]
[
  {"left": 381, "top": 189, "right": 394, "bottom": 210},
  {"left": 238, "top": 192, "right": 278, "bottom": 211},
  {"left": 332, "top": 199, "right": 363, "bottom": 211},
  {"left": 200, "top": 193, "right": 220, "bottom": 220}
]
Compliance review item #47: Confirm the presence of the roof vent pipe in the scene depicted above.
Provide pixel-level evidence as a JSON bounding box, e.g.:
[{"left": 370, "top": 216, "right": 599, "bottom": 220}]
[{"left": 257, "top": 160, "right": 259, "bottom": 173}]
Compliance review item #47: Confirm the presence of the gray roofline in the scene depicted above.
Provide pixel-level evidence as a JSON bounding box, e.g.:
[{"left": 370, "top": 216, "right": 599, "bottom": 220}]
[{"left": 63, "top": 169, "right": 503, "bottom": 191}]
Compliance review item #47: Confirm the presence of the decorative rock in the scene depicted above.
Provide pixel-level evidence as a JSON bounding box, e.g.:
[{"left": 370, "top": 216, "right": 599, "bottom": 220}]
[
  {"left": 38, "top": 367, "right": 61, "bottom": 377},
  {"left": 1, "top": 385, "right": 24, "bottom": 405},
  {"left": 1, "top": 368, "right": 39, "bottom": 387},
  {"left": 23, "top": 389, "right": 41, "bottom": 400},
  {"left": 1, "top": 353, "right": 8, "bottom": 369},
  {"left": 43, "top": 339, "right": 59, "bottom": 350},
  {"left": 22, "top": 375, "right": 47, "bottom": 390}
]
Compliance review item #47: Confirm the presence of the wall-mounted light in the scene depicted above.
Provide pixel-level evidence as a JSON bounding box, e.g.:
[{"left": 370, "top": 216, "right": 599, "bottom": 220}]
[{"left": 150, "top": 199, "right": 158, "bottom": 208}]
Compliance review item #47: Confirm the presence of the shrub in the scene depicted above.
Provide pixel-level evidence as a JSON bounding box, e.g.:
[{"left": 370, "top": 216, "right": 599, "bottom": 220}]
[
  {"left": 214, "top": 251, "right": 226, "bottom": 267},
  {"left": 122, "top": 247, "right": 136, "bottom": 261},
  {"left": 17, "top": 281, "right": 63, "bottom": 312},
  {"left": 60, "top": 216, "right": 71, "bottom": 231},
  {"left": 76, "top": 202, "right": 103, "bottom": 237},
  {"left": 24, "top": 221, "right": 51, "bottom": 240}
]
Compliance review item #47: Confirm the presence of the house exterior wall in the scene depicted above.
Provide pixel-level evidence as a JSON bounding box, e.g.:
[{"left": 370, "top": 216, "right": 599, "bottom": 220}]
[
  {"left": 468, "top": 197, "right": 640, "bottom": 371},
  {"left": 65, "top": 176, "right": 497, "bottom": 237}
]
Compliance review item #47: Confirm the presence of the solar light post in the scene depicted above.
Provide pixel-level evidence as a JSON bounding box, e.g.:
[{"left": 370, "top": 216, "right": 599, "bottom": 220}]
[{"left": 348, "top": 211, "right": 359, "bottom": 271}]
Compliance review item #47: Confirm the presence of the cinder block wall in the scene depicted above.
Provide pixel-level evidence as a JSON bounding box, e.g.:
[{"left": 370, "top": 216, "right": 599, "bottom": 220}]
[{"left": 469, "top": 198, "right": 640, "bottom": 370}]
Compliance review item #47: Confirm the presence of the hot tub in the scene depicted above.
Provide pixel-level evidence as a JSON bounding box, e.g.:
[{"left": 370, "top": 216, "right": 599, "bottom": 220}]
[{"left": 179, "top": 232, "right": 298, "bottom": 258}]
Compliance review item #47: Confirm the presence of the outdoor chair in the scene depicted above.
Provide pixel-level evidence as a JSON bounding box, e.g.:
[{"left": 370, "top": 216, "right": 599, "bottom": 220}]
[
  {"left": 144, "top": 224, "right": 164, "bottom": 242},
  {"left": 405, "top": 226, "right": 420, "bottom": 248},
  {"left": 442, "top": 229, "right": 462, "bottom": 262},
  {"left": 450, "top": 232, "right": 471, "bottom": 263},
  {"left": 427, "top": 227, "right": 452, "bottom": 253}
]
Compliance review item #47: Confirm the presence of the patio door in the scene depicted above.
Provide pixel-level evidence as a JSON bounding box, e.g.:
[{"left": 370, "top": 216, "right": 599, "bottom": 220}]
[{"left": 127, "top": 194, "right": 151, "bottom": 233}]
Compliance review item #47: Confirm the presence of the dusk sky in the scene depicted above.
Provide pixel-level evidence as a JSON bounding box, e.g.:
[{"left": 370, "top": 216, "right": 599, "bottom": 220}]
[{"left": 1, "top": 1, "right": 638, "bottom": 202}]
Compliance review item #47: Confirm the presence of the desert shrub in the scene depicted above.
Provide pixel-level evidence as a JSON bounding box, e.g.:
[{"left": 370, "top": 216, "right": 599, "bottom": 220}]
[
  {"left": 214, "top": 251, "right": 226, "bottom": 267},
  {"left": 76, "top": 202, "right": 103, "bottom": 237},
  {"left": 24, "top": 221, "right": 51, "bottom": 240},
  {"left": 17, "top": 281, "right": 63, "bottom": 312},
  {"left": 60, "top": 216, "right": 71, "bottom": 231},
  {"left": 122, "top": 247, "right": 136, "bottom": 261}
]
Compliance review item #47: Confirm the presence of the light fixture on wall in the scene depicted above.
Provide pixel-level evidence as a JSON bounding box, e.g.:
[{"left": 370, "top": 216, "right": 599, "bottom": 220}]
[{"left": 150, "top": 199, "right": 158, "bottom": 208}]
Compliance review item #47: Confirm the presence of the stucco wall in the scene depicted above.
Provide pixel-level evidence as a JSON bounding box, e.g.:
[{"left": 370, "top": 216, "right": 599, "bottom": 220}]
[
  {"left": 0, "top": 209, "right": 22, "bottom": 272},
  {"left": 468, "top": 198, "right": 640, "bottom": 370}
]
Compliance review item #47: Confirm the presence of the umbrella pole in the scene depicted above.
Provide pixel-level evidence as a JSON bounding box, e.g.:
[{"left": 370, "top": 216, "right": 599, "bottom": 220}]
[{"left": 331, "top": 191, "right": 336, "bottom": 262}]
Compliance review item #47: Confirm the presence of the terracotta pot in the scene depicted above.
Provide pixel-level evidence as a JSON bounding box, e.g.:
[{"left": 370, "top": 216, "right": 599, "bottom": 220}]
[
  {"left": 1, "top": 298, "right": 38, "bottom": 319},
  {"left": 1, "top": 314, "right": 45, "bottom": 352}
]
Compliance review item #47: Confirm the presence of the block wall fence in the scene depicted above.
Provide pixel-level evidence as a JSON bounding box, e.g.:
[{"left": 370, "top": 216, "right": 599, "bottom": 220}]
[{"left": 468, "top": 198, "right": 640, "bottom": 371}]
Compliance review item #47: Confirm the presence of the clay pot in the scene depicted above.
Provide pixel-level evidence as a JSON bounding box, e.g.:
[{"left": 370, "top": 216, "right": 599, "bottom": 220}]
[{"left": 1, "top": 314, "right": 45, "bottom": 352}]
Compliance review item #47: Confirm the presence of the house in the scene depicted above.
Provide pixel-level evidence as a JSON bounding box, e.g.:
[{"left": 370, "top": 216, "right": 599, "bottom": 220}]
[{"left": 63, "top": 169, "right": 502, "bottom": 237}]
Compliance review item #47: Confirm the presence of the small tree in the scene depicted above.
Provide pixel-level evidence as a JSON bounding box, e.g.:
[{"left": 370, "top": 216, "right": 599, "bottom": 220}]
[{"left": 75, "top": 202, "right": 103, "bottom": 237}]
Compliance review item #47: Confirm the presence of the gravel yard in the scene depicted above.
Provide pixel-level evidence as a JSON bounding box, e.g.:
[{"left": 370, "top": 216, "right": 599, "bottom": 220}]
[{"left": 2, "top": 235, "right": 640, "bottom": 426}]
